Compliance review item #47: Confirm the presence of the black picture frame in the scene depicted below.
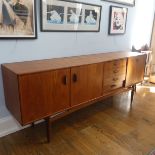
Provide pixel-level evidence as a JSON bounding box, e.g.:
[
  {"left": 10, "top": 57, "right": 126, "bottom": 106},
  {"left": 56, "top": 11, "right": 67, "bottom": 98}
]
[
  {"left": 108, "top": 6, "right": 128, "bottom": 35},
  {"left": 40, "top": 0, "right": 102, "bottom": 32},
  {"left": 102, "top": 0, "right": 135, "bottom": 7},
  {"left": 0, "top": 0, "right": 37, "bottom": 39}
]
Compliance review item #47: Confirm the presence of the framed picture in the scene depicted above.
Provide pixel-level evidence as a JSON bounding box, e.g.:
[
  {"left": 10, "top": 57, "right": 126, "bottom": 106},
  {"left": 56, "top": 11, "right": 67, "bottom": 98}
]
[
  {"left": 102, "top": 0, "right": 135, "bottom": 6},
  {"left": 40, "top": 0, "right": 102, "bottom": 32},
  {"left": 0, "top": 0, "right": 37, "bottom": 39},
  {"left": 109, "top": 6, "right": 128, "bottom": 35}
]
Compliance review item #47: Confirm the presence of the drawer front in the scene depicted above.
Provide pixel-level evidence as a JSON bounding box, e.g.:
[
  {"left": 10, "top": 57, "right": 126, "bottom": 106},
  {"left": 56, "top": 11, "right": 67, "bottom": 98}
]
[
  {"left": 103, "top": 81, "right": 124, "bottom": 92},
  {"left": 104, "top": 66, "right": 126, "bottom": 78},
  {"left": 104, "top": 59, "right": 127, "bottom": 70},
  {"left": 104, "top": 74, "right": 126, "bottom": 85}
]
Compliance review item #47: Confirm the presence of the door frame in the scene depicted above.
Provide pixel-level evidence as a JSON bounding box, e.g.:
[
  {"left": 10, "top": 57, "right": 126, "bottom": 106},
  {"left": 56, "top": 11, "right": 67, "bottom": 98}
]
[{"left": 151, "top": 13, "right": 155, "bottom": 63}]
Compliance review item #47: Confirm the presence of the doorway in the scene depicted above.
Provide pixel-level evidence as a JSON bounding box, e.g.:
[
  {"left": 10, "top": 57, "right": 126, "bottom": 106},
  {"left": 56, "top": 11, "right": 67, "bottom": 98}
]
[{"left": 151, "top": 14, "right": 155, "bottom": 63}]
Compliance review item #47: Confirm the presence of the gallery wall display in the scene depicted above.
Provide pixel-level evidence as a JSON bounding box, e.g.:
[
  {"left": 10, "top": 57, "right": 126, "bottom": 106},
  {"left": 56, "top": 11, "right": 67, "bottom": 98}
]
[
  {"left": 40, "top": 0, "right": 102, "bottom": 32},
  {"left": 109, "top": 6, "right": 128, "bottom": 35},
  {"left": 0, "top": 0, "right": 37, "bottom": 39},
  {"left": 102, "top": 0, "right": 135, "bottom": 6}
]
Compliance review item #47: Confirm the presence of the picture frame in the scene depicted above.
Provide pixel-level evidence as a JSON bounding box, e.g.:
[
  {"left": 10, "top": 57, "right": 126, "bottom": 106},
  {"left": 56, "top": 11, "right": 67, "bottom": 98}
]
[
  {"left": 0, "top": 0, "right": 37, "bottom": 39},
  {"left": 40, "top": 0, "right": 102, "bottom": 32},
  {"left": 102, "top": 0, "right": 135, "bottom": 6},
  {"left": 109, "top": 6, "right": 128, "bottom": 35}
]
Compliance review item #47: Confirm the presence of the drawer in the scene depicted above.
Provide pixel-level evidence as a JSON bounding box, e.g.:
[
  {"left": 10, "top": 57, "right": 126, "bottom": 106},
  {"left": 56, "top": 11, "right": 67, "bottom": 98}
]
[
  {"left": 104, "top": 74, "right": 126, "bottom": 85},
  {"left": 103, "top": 81, "right": 124, "bottom": 92},
  {"left": 104, "top": 59, "right": 127, "bottom": 71},
  {"left": 104, "top": 66, "right": 126, "bottom": 78}
]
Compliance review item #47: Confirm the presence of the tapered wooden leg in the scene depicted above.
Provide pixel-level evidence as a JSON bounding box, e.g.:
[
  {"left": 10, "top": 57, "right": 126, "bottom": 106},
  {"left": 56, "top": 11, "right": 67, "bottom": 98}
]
[
  {"left": 31, "top": 122, "right": 35, "bottom": 128},
  {"left": 131, "top": 85, "right": 135, "bottom": 106},
  {"left": 134, "top": 84, "right": 136, "bottom": 92},
  {"left": 46, "top": 117, "right": 51, "bottom": 143}
]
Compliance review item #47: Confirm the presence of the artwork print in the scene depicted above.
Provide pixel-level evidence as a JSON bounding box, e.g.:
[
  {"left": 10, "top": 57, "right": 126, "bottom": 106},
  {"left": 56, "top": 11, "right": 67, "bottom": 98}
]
[
  {"left": 47, "top": 5, "right": 64, "bottom": 24},
  {"left": 67, "top": 7, "right": 82, "bottom": 24},
  {"left": 0, "top": 0, "right": 37, "bottom": 39},
  {"left": 109, "top": 6, "right": 127, "bottom": 34},
  {"left": 85, "top": 9, "right": 97, "bottom": 25},
  {"left": 41, "top": 0, "right": 102, "bottom": 32},
  {"left": 102, "top": 0, "right": 135, "bottom": 6}
]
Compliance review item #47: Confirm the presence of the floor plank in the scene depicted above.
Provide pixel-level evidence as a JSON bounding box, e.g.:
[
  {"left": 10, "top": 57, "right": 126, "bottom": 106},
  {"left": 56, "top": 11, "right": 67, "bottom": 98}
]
[{"left": 0, "top": 85, "right": 155, "bottom": 155}]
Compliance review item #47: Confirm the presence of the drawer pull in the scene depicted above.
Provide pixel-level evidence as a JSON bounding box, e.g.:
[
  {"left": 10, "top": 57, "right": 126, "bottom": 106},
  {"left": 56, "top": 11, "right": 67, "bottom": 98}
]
[
  {"left": 113, "top": 62, "right": 118, "bottom": 66},
  {"left": 73, "top": 74, "right": 77, "bottom": 83},
  {"left": 62, "top": 76, "right": 67, "bottom": 85},
  {"left": 113, "top": 70, "right": 119, "bottom": 73},
  {"left": 113, "top": 78, "right": 119, "bottom": 81},
  {"left": 111, "top": 84, "right": 117, "bottom": 88}
]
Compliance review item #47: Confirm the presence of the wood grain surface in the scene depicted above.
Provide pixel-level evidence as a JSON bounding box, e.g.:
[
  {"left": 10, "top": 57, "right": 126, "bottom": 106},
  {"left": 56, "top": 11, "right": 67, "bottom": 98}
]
[
  {"left": 0, "top": 85, "right": 154, "bottom": 155},
  {"left": 2, "top": 51, "right": 144, "bottom": 75},
  {"left": 1, "top": 52, "right": 146, "bottom": 126}
]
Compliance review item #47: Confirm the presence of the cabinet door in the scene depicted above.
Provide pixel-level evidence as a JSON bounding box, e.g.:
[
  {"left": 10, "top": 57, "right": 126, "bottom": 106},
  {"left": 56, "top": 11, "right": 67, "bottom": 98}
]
[
  {"left": 52, "top": 69, "right": 70, "bottom": 114},
  {"left": 126, "top": 55, "right": 146, "bottom": 87},
  {"left": 71, "top": 63, "right": 103, "bottom": 106},
  {"left": 19, "top": 69, "right": 70, "bottom": 124}
]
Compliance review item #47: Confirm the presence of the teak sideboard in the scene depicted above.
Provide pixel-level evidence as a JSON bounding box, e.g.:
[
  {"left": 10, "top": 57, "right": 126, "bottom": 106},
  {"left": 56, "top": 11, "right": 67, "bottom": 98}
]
[{"left": 1, "top": 51, "right": 146, "bottom": 142}]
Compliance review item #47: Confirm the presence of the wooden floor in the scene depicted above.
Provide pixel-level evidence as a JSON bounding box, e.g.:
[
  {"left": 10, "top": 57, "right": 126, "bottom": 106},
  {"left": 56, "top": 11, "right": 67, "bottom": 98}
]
[{"left": 0, "top": 85, "right": 155, "bottom": 155}]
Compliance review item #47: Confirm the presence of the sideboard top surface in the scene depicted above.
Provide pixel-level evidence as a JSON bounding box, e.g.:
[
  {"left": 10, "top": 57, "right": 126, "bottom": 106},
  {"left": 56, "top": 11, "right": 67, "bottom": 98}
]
[{"left": 2, "top": 51, "right": 144, "bottom": 75}]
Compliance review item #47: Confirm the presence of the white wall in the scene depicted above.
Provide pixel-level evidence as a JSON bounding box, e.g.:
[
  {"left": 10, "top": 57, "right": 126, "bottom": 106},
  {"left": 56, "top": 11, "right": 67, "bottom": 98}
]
[
  {"left": 131, "top": 0, "right": 155, "bottom": 48},
  {"left": 0, "top": 0, "right": 154, "bottom": 119}
]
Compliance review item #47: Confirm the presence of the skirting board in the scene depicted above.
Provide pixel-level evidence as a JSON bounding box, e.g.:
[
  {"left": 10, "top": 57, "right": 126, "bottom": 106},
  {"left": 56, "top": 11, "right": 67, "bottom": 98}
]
[
  {"left": 0, "top": 116, "right": 44, "bottom": 138},
  {"left": 0, "top": 116, "right": 22, "bottom": 138}
]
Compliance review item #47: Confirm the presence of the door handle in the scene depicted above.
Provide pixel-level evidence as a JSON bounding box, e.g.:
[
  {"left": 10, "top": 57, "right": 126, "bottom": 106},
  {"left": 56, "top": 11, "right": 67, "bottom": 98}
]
[
  {"left": 113, "top": 78, "right": 119, "bottom": 81},
  {"left": 113, "top": 70, "right": 119, "bottom": 73},
  {"left": 113, "top": 61, "right": 118, "bottom": 66},
  {"left": 72, "top": 74, "right": 77, "bottom": 83},
  {"left": 111, "top": 84, "right": 117, "bottom": 88},
  {"left": 62, "top": 75, "right": 67, "bottom": 85}
]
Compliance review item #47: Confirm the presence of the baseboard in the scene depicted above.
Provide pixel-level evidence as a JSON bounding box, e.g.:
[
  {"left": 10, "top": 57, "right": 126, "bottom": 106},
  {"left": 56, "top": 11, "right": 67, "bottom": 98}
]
[
  {"left": 0, "top": 116, "right": 23, "bottom": 138},
  {"left": 0, "top": 116, "right": 45, "bottom": 138}
]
